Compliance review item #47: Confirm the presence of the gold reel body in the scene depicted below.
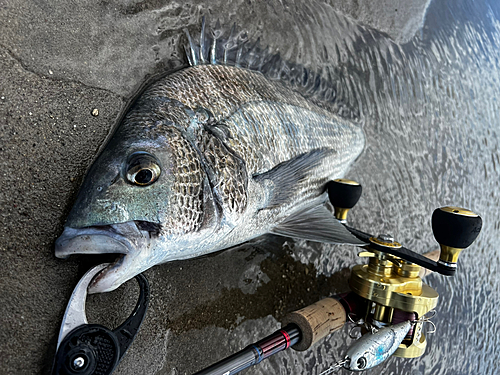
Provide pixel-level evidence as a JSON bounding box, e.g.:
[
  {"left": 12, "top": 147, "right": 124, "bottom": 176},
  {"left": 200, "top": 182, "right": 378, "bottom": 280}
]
[{"left": 349, "top": 239, "right": 438, "bottom": 358}]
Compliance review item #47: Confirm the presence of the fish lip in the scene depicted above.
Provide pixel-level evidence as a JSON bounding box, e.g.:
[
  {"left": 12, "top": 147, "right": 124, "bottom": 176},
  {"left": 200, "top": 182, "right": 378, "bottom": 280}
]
[
  {"left": 55, "top": 221, "right": 157, "bottom": 294},
  {"left": 55, "top": 225, "right": 133, "bottom": 258},
  {"left": 88, "top": 254, "right": 129, "bottom": 294}
]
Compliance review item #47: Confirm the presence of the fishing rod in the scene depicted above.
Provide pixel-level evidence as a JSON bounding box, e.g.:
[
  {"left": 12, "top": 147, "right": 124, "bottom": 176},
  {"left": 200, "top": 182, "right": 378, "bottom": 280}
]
[
  {"left": 50, "top": 179, "right": 482, "bottom": 374},
  {"left": 194, "top": 178, "right": 482, "bottom": 374}
]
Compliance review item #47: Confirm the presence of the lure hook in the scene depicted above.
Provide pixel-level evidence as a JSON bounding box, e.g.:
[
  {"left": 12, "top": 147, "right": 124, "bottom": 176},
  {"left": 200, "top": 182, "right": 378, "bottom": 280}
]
[
  {"left": 347, "top": 313, "right": 379, "bottom": 338},
  {"left": 412, "top": 310, "right": 437, "bottom": 334}
]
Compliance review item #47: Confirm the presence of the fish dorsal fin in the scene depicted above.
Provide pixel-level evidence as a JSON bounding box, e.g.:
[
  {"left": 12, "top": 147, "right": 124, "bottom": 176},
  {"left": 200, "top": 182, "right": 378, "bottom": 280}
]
[
  {"left": 253, "top": 148, "right": 333, "bottom": 208},
  {"left": 271, "top": 204, "right": 366, "bottom": 245},
  {"left": 183, "top": 18, "right": 360, "bottom": 120}
]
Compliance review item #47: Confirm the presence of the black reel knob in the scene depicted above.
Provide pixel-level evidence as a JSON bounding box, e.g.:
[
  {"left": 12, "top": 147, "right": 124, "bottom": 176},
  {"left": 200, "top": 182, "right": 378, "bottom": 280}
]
[
  {"left": 432, "top": 206, "right": 482, "bottom": 267},
  {"left": 326, "top": 179, "right": 362, "bottom": 222}
]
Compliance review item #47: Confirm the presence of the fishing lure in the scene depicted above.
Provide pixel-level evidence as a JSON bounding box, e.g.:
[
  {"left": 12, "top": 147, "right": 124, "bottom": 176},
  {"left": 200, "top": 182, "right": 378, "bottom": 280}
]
[{"left": 320, "top": 320, "right": 412, "bottom": 373}]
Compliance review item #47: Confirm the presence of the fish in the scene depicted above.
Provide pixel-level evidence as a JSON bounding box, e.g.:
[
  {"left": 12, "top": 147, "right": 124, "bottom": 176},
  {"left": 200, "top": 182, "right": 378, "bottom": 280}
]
[
  {"left": 343, "top": 321, "right": 412, "bottom": 371},
  {"left": 55, "top": 22, "right": 366, "bottom": 293}
]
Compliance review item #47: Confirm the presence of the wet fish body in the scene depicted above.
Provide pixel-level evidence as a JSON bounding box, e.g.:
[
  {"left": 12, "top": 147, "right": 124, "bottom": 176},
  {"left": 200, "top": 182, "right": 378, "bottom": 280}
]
[
  {"left": 55, "top": 34, "right": 365, "bottom": 292},
  {"left": 344, "top": 321, "right": 412, "bottom": 371}
]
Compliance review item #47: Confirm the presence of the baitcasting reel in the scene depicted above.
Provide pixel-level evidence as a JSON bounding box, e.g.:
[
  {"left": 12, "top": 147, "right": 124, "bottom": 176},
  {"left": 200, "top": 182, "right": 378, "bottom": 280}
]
[{"left": 327, "top": 178, "right": 482, "bottom": 358}]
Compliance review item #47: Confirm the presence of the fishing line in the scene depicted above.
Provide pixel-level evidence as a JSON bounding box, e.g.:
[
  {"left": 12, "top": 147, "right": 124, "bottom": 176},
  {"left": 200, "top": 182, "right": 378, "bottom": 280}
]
[{"left": 319, "top": 358, "right": 349, "bottom": 375}]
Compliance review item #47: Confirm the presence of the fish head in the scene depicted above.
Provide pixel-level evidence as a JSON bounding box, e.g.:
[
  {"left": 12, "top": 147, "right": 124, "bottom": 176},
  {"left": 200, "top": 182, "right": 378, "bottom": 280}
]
[{"left": 56, "top": 99, "right": 218, "bottom": 293}]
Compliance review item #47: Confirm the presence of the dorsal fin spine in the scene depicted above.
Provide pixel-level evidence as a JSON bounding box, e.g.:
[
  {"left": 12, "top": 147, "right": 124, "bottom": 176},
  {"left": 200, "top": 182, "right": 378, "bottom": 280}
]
[
  {"left": 183, "top": 28, "right": 197, "bottom": 66},
  {"left": 199, "top": 17, "right": 207, "bottom": 64},
  {"left": 182, "top": 18, "right": 360, "bottom": 121}
]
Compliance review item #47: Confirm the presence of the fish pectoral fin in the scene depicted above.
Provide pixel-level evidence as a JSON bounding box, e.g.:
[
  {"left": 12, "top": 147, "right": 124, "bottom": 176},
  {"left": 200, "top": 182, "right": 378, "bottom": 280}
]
[
  {"left": 253, "top": 148, "right": 333, "bottom": 208},
  {"left": 270, "top": 204, "right": 366, "bottom": 245}
]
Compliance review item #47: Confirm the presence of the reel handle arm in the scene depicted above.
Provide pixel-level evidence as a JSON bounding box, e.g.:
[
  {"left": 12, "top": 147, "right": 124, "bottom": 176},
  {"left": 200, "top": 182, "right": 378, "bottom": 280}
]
[
  {"left": 325, "top": 179, "right": 482, "bottom": 274},
  {"left": 343, "top": 210, "right": 482, "bottom": 276},
  {"left": 348, "top": 227, "right": 457, "bottom": 275}
]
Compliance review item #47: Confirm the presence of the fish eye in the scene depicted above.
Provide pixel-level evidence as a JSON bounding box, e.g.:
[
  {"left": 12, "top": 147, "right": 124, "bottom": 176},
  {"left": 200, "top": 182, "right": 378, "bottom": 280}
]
[
  {"left": 356, "top": 356, "right": 367, "bottom": 370},
  {"left": 125, "top": 152, "right": 161, "bottom": 186}
]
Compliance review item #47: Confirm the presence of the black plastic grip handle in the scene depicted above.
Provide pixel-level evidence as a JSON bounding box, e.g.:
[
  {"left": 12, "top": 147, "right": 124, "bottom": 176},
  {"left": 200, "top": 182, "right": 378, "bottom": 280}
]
[
  {"left": 52, "top": 273, "right": 150, "bottom": 375},
  {"left": 52, "top": 325, "right": 120, "bottom": 375},
  {"left": 432, "top": 207, "right": 482, "bottom": 249}
]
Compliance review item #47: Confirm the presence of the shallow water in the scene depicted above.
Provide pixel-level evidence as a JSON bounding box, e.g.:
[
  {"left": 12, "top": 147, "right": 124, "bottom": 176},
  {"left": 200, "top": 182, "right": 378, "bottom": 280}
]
[
  {"left": 165, "top": 0, "right": 500, "bottom": 374},
  {"left": 103, "top": 0, "right": 500, "bottom": 373},
  {"left": 2, "top": 0, "right": 499, "bottom": 374}
]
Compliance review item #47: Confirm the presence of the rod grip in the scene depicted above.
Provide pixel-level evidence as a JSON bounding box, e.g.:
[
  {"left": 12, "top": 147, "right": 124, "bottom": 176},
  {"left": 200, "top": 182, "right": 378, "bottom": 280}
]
[{"left": 281, "top": 298, "right": 346, "bottom": 351}]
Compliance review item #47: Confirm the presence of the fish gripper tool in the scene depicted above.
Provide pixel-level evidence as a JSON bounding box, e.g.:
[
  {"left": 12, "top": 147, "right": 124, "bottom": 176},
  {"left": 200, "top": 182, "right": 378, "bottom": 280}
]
[{"left": 51, "top": 264, "right": 150, "bottom": 375}]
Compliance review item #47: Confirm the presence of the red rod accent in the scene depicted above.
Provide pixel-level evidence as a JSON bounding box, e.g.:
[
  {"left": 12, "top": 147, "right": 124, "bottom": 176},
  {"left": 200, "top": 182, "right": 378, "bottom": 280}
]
[{"left": 280, "top": 329, "right": 291, "bottom": 349}]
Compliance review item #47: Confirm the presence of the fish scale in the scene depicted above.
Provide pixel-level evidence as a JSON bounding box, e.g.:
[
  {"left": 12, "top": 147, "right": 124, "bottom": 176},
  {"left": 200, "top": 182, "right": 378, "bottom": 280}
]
[
  {"left": 164, "top": 126, "right": 204, "bottom": 236},
  {"left": 143, "top": 65, "right": 329, "bottom": 122},
  {"left": 226, "top": 100, "right": 361, "bottom": 175}
]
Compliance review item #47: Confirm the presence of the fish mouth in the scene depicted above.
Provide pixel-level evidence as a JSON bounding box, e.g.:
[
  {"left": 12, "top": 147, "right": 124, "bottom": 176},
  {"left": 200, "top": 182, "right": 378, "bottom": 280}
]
[{"left": 55, "top": 221, "right": 160, "bottom": 294}]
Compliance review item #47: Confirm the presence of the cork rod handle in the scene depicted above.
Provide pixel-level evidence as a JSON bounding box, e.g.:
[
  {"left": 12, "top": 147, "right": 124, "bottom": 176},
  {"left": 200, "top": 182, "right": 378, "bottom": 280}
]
[{"left": 281, "top": 297, "right": 346, "bottom": 351}]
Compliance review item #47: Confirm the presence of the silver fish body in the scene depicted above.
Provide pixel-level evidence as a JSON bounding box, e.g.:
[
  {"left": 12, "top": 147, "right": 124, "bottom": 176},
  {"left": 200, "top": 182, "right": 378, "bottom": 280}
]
[
  {"left": 55, "top": 63, "right": 365, "bottom": 293},
  {"left": 344, "top": 321, "right": 412, "bottom": 371}
]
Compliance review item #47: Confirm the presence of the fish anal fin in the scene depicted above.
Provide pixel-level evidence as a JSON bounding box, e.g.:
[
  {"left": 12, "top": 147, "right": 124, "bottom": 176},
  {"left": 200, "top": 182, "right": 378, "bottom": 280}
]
[{"left": 271, "top": 205, "right": 366, "bottom": 245}]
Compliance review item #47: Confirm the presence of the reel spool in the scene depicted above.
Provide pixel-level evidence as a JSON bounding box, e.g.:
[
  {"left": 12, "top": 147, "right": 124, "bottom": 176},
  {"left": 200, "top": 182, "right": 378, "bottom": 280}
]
[{"left": 327, "top": 179, "right": 482, "bottom": 358}]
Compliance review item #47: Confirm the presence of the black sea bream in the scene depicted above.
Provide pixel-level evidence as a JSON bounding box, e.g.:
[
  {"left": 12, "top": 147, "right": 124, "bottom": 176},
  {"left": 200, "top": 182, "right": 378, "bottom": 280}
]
[{"left": 55, "top": 25, "right": 365, "bottom": 293}]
